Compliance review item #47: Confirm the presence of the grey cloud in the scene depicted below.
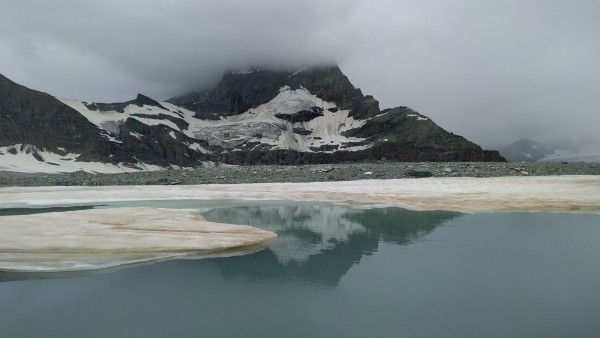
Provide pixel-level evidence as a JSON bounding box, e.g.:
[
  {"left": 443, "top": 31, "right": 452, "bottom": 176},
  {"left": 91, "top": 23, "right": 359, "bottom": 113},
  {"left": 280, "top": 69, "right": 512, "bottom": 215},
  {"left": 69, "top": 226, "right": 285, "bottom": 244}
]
[
  {"left": 1, "top": 0, "right": 358, "bottom": 100},
  {"left": 1, "top": 0, "right": 599, "bottom": 148},
  {"left": 341, "top": 0, "right": 600, "bottom": 147}
]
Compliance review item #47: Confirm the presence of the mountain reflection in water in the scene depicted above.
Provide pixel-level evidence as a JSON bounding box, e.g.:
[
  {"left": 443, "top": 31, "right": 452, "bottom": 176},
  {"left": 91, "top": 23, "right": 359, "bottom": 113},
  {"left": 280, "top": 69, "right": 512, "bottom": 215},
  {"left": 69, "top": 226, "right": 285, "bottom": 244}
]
[
  {"left": 201, "top": 205, "right": 459, "bottom": 285},
  {"left": 2, "top": 203, "right": 600, "bottom": 338}
]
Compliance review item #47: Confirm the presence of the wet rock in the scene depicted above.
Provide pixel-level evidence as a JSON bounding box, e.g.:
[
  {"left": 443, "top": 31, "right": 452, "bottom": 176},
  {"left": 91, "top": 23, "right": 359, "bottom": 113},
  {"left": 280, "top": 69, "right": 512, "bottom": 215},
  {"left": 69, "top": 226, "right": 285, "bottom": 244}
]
[{"left": 407, "top": 170, "right": 433, "bottom": 178}]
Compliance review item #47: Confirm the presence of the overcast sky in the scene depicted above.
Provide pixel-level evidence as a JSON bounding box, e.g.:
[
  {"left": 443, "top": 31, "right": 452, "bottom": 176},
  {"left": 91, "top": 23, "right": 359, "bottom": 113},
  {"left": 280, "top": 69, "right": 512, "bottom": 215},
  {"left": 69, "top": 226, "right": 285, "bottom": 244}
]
[{"left": 1, "top": 0, "right": 599, "bottom": 148}]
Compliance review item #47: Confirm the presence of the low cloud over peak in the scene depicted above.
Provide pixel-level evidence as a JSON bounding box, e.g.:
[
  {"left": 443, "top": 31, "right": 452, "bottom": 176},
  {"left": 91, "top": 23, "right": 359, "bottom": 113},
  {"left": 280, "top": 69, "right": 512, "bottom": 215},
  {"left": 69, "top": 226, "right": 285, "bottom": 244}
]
[{"left": 1, "top": 0, "right": 599, "bottom": 148}]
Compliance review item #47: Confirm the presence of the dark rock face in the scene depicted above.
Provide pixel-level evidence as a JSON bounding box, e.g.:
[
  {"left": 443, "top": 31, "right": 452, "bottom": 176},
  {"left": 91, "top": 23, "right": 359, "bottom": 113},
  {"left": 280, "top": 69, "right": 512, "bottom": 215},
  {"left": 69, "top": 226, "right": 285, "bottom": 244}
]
[
  {"left": 292, "top": 128, "right": 312, "bottom": 135},
  {"left": 275, "top": 107, "right": 324, "bottom": 123},
  {"left": 133, "top": 93, "right": 168, "bottom": 110},
  {"left": 0, "top": 74, "right": 135, "bottom": 164},
  {"left": 407, "top": 170, "right": 433, "bottom": 178},
  {"left": 85, "top": 93, "right": 167, "bottom": 114},
  {"left": 168, "top": 69, "right": 289, "bottom": 120},
  {"left": 211, "top": 143, "right": 503, "bottom": 165},
  {"left": 117, "top": 119, "right": 207, "bottom": 166}
]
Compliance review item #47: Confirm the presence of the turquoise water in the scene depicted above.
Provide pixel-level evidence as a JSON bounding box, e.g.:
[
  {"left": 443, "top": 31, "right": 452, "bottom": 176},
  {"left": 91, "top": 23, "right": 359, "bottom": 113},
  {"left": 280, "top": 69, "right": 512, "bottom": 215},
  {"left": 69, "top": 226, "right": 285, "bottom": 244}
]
[{"left": 1, "top": 202, "right": 599, "bottom": 337}]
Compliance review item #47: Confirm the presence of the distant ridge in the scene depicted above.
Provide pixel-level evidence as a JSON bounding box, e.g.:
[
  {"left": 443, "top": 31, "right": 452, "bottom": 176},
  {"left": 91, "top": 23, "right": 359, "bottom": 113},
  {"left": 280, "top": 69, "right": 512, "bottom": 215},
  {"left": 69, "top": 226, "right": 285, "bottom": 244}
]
[{"left": 499, "top": 138, "right": 600, "bottom": 163}]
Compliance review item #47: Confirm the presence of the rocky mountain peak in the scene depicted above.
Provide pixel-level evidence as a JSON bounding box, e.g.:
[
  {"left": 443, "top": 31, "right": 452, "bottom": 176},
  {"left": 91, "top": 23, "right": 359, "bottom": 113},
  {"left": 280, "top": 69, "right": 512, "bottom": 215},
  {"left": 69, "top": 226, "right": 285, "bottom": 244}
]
[
  {"left": 1, "top": 67, "right": 504, "bottom": 173},
  {"left": 134, "top": 93, "right": 167, "bottom": 110},
  {"left": 168, "top": 64, "right": 378, "bottom": 120}
]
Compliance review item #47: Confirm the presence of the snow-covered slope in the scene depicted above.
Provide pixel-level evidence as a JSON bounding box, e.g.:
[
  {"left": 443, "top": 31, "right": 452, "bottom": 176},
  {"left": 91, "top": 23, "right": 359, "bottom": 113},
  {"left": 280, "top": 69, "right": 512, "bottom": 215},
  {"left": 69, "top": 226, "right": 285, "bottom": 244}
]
[
  {"left": 0, "top": 144, "right": 162, "bottom": 173},
  {"left": 59, "top": 87, "right": 371, "bottom": 155}
]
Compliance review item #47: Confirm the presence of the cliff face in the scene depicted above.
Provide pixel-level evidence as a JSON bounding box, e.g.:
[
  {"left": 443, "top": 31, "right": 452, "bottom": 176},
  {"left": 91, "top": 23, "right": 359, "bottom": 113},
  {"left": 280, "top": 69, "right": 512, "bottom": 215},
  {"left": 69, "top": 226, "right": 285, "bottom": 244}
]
[{"left": 0, "top": 66, "right": 503, "bottom": 172}]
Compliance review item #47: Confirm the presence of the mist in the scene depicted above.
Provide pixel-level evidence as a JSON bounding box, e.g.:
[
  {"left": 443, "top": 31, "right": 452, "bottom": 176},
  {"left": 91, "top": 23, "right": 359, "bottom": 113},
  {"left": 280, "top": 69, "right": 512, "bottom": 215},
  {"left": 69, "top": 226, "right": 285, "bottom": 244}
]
[{"left": 1, "top": 0, "right": 599, "bottom": 149}]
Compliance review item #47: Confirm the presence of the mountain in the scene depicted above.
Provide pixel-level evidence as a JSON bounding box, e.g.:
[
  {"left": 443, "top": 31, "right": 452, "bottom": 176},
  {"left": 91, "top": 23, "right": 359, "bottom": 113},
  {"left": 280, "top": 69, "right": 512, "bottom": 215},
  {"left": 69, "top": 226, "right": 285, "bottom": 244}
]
[
  {"left": 0, "top": 65, "right": 504, "bottom": 173},
  {"left": 499, "top": 138, "right": 600, "bottom": 162}
]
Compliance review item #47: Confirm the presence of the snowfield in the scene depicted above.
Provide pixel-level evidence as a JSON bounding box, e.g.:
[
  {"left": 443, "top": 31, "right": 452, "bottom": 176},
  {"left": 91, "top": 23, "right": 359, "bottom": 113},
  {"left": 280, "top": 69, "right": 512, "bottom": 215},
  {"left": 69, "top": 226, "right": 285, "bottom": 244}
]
[
  {"left": 2, "top": 176, "right": 598, "bottom": 214},
  {"left": 0, "top": 144, "right": 164, "bottom": 173}
]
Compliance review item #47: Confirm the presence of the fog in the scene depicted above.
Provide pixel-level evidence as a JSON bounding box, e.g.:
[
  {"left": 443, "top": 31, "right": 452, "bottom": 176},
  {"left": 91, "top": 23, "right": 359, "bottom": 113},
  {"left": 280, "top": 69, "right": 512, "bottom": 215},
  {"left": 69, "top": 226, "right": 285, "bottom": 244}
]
[{"left": 1, "top": 0, "right": 598, "bottom": 148}]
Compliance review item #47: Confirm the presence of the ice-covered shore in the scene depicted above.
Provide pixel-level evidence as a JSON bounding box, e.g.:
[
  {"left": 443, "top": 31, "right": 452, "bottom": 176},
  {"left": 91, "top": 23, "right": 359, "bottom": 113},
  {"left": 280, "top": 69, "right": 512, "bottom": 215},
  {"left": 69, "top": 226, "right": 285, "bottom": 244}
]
[
  {"left": 2, "top": 176, "right": 599, "bottom": 214},
  {"left": 1, "top": 176, "right": 598, "bottom": 272}
]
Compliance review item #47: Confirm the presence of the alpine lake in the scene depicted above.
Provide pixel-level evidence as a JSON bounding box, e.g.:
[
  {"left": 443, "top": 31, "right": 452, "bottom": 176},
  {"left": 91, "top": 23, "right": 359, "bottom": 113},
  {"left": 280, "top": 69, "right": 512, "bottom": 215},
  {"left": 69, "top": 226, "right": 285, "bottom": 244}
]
[{"left": 1, "top": 199, "right": 599, "bottom": 338}]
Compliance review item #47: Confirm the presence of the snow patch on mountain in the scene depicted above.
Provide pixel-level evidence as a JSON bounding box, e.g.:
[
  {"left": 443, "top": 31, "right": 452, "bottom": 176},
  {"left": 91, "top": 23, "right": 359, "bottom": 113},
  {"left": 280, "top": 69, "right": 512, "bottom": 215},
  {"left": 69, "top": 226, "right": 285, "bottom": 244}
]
[
  {"left": 0, "top": 144, "right": 164, "bottom": 173},
  {"left": 288, "top": 67, "right": 307, "bottom": 78},
  {"left": 61, "top": 87, "right": 369, "bottom": 154},
  {"left": 231, "top": 69, "right": 258, "bottom": 75},
  {"left": 59, "top": 98, "right": 194, "bottom": 137},
  {"left": 186, "top": 87, "right": 368, "bottom": 153},
  {"left": 130, "top": 132, "right": 143, "bottom": 140}
]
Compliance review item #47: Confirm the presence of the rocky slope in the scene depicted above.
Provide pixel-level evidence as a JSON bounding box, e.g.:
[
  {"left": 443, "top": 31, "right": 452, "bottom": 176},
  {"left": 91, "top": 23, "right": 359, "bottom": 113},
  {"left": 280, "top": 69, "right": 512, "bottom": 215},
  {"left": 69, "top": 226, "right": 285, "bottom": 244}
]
[
  {"left": 1, "top": 66, "right": 504, "bottom": 172},
  {"left": 0, "top": 74, "right": 136, "bottom": 165}
]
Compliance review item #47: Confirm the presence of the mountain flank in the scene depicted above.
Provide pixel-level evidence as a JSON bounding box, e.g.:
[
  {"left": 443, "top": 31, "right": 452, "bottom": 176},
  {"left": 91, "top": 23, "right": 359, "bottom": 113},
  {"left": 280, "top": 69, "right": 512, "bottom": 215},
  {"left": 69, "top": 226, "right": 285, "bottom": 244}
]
[{"left": 0, "top": 66, "right": 504, "bottom": 172}]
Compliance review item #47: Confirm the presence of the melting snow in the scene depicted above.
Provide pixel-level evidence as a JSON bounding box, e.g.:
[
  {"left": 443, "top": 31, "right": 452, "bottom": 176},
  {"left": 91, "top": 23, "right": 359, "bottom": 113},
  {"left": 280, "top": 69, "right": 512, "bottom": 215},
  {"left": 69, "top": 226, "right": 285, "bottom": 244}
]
[
  {"left": 130, "top": 132, "right": 143, "bottom": 140},
  {"left": 0, "top": 207, "right": 276, "bottom": 272},
  {"left": 406, "top": 113, "right": 428, "bottom": 121},
  {"left": 231, "top": 69, "right": 256, "bottom": 75},
  {"left": 186, "top": 87, "right": 368, "bottom": 153},
  {"left": 288, "top": 67, "right": 307, "bottom": 78},
  {"left": 0, "top": 144, "right": 164, "bottom": 173},
  {"left": 186, "top": 142, "right": 209, "bottom": 153},
  {"left": 3, "top": 176, "right": 598, "bottom": 214}
]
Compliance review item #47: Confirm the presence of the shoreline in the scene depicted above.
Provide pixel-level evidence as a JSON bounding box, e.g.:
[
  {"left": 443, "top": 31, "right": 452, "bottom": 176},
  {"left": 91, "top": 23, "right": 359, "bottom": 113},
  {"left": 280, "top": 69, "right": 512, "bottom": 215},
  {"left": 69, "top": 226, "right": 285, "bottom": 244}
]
[
  {"left": 1, "top": 161, "right": 599, "bottom": 187},
  {"left": 2, "top": 176, "right": 599, "bottom": 214}
]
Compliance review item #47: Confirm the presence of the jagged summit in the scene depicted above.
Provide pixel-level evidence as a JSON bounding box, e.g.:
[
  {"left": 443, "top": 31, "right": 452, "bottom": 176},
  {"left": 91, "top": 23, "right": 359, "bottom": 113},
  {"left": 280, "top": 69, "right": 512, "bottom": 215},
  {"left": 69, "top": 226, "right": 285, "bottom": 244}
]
[
  {"left": 168, "top": 65, "right": 377, "bottom": 120},
  {"left": 134, "top": 93, "right": 167, "bottom": 110},
  {"left": 0, "top": 67, "right": 504, "bottom": 173}
]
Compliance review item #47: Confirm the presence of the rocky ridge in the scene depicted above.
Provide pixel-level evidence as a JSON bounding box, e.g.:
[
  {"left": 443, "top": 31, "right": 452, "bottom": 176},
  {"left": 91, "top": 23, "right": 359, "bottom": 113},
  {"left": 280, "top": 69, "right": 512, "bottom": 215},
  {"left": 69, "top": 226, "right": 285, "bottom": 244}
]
[{"left": 499, "top": 138, "right": 600, "bottom": 163}]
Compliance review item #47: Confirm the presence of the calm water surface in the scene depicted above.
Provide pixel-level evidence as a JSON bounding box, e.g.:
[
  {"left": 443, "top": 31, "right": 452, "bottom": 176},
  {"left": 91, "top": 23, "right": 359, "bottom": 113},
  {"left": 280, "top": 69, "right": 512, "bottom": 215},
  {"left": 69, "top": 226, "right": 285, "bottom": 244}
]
[{"left": 1, "top": 201, "right": 599, "bottom": 338}]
